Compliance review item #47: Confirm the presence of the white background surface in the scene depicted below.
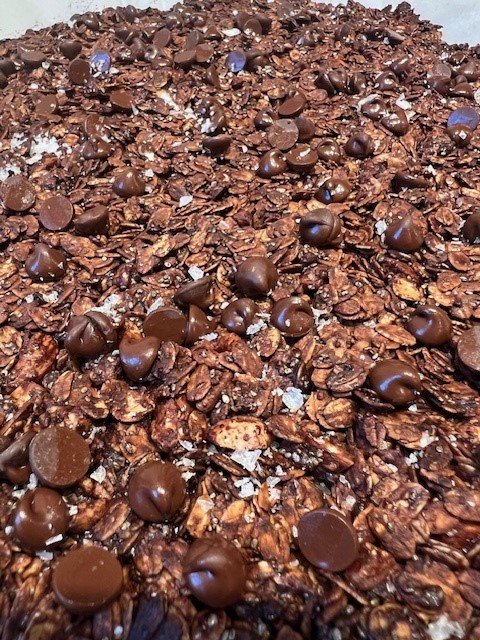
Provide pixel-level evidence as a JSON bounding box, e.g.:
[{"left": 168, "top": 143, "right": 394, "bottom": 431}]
[{"left": 0, "top": 0, "right": 478, "bottom": 45}]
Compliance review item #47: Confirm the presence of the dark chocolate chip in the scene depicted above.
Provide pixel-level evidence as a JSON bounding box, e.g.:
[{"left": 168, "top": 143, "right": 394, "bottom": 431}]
[
  {"left": 390, "top": 55, "right": 411, "bottom": 78},
  {"left": 392, "top": 172, "right": 430, "bottom": 191},
  {"left": 344, "top": 132, "right": 375, "bottom": 158},
  {"left": 174, "top": 276, "right": 213, "bottom": 310},
  {"left": 25, "top": 243, "right": 66, "bottom": 282},
  {"left": 29, "top": 426, "right": 91, "bottom": 488},
  {"left": 446, "top": 124, "right": 473, "bottom": 148},
  {"left": 348, "top": 72, "right": 367, "bottom": 94},
  {"left": 295, "top": 116, "right": 316, "bottom": 142},
  {"left": 360, "top": 96, "right": 388, "bottom": 121},
  {"left": 1, "top": 175, "right": 36, "bottom": 212},
  {"left": 183, "top": 536, "right": 246, "bottom": 608},
  {"left": 316, "top": 139, "right": 341, "bottom": 163},
  {"left": 202, "top": 134, "right": 232, "bottom": 157},
  {"left": 406, "top": 305, "right": 453, "bottom": 346},
  {"left": 110, "top": 90, "right": 135, "bottom": 113},
  {"left": 0, "top": 432, "right": 34, "bottom": 485},
  {"left": 254, "top": 108, "right": 277, "bottom": 130},
  {"left": 297, "top": 508, "right": 358, "bottom": 572},
  {"left": 143, "top": 308, "right": 187, "bottom": 344},
  {"left": 267, "top": 119, "right": 299, "bottom": 151},
  {"left": 0, "top": 58, "right": 17, "bottom": 76},
  {"left": 39, "top": 195, "right": 73, "bottom": 231},
  {"left": 376, "top": 70, "right": 397, "bottom": 91},
  {"left": 65, "top": 311, "right": 116, "bottom": 359},
  {"left": 384, "top": 215, "right": 424, "bottom": 252},
  {"left": 35, "top": 94, "right": 59, "bottom": 117},
  {"left": 185, "top": 306, "right": 216, "bottom": 346},
  {"left": 315, "top": 177, "right": 351, "bottom": 204},
  {"left": 52, "top": 546, "right": 123, "bottom": 615},
  {"left": 128, "top": 460, "right": 186, "bottom": 522},
  {"left": 270, "top": 297, "right": 314, "bottom": 338},
  {"left": 278, "top": 93, "right": 306, "bottom": 118},
  {"left": 235, "top": 256, "right": 278, "bottom": 297},
  {"left": 456, "top": 326, "right": 480, "bottom": 374},
  {"left": 20, "top": 50, "right": 46, "bottom": 69},
  {"left": 369, "top": 359, "right": 422, "bottom": 405},
  {"left": 112, "top": 168, "right": 146, "bottom": 197},
  {"left": 74, "top": 205, "right": 109, "bottom": 236},
  {"left": 68, "top": 58, "right": 91, "bottom": 85},
  {"left": 119, "top": 336, "right": 160, "bottom": 381},
  {"left": 463, "top": 211, "right": 480, "bottom": 243},
  {"left": 285, "top": 145, "right": 317, "bottom": 173},
  {"left": 174, "top": 50, "right": 197, "bottom": 70},
  {"left": 81, "top": 137, "right": 113, "bottom": 160},
  {"left": 299, "top": 209, "right": 342, "bottom": 247},
  {"left": 381, "top": 110, "right": 409, "bottom": 136},
  {"left": 257, "top": 149, "right": 287, "bottom": 178},
  {"left": 12, "top": 488, "right": 69, "bottom": 552},
  {"left": 221, "top": 298, "right": 258, "bottom": 336}
]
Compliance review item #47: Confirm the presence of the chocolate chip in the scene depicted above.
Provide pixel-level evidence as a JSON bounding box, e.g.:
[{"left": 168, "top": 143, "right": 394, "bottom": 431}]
[
  {"left": 315, "top": 177, "right": 351, "bottom": 204},
  {"left": 12, "top": 488, "right": 69, "bottom": 552},
  {"left": 381, "top": 110, "right": 409, "bottom": 136},
  {"left": 226, "top": 49, "right": 247, "bottom": 73},
  {"left": 174, "top": 50, "right": 196, "bottom": 70},
  {"left": 449, "top": 82, "right": 473, "bottom": 98},
  {"left": 344, "top": 132, "right": 375, "bottom": 159},
  {"left": 462, "top": 211, "right": 480, "bottom": 242},
  {"left": 360, "top": 96, "right": 388, "bottom": 121},
  {"left": 81, "top": 137, "right": 113, "bottom": 160},
  {"left": 316, "top": 139, "right": 341, "bottom": 163},
  {"left": 39, "top": 195, "right": 74, "bottom": 231},
  {"left": 447, "top": 106, "right": 479, "bottom": 130},
  {"left": 19, "top": 50, "right": 46, "bottom": 69},
  {"left": 25, "top": 243, "right": 67, "bottom": 282},
  {"left": 446, "top": 124, "right": 473, "bottom": 148},
  {"left": 315, "top": 68, "right": 347, "bottom": 95},
  {"left": 110, "top": 90, "right": 135, "bottom": 113},
  {"left": 243, "top": 18, "right": 263, "bottom": 36},
  {"left": 0, "top": 70, "right": 7, "bottom": 88},
  {"left": 267, "top": 119, "right": 299, "bottom": 151},
  {"left": 183, "top": 536, "right": 246, "bottom": 608},
  {"left": 29, "top": 426, "right": 91, "bottom": 488},
  {"left": 456, "top": 326, "right": 480, "bottom": 375},
  {"left": 1, "top": 175, "right": 36, "bottom": 212},
  {"left": 174, "top": 276, "right": 213, "bottom": 310},
  {"left": 52, "top": 546, "right": 123, "bottom": 615},
  {"left": 0, "top": 57, "right": 16, "bottom": 76},
  {"left": 299, "top": 209, "right": 342, "bottom": 247},
  {"left": 429, "top": 75, "right": 451, "bottom": 96},
  {"left": 406, "top": 305, "right": 453, "bottom": 346},
  {"left": 79, "top": 12, "right": 100, "bottom": 31},
  {"left": 235, "top": 256, "right": 278, "bottom": 297},
  {"left": 390, "top": 55, "right": 411, "bottom": 79},
  {"left": 65, "top": 311, "right": 116, "bottom": 359},
  {"left": 195, "top": 43, "right": 214, "bottom": 64},
  {"left": 185, "top": 305, "right": 216, "bottom": 346},
  {"left": 128, "top": 460, "right": 186, "bottom": 521},
  {"left": 295, "top": 116, "right": 315, "bottom": 142},
  {"left": 202, "top": 134, "right": 232, "bottom": 157},
  {"left": 68, "top": 58, "right": 91, "bottom": 85},
  {"left": 35, "top": 94, "right": 59, "bottom": 117},
  {"left": 221, "top": 298, "right": 258, "bottom": 336},
  {"left": 119, "top": 336, "right": 160, "bottom": 381},
  {"left": 270, "top": 297, "right": 314, "bottom": 338},
  {"left": 392, "top": 172, "right": 430, "bottom": 191},
  {"left": 257, "top": 149, "right": 287, "bottom": 178},
  {"left": 74, "top": 205, "right": 109, "bottom": 236},
  {"left": 112, "top": 168, "right": 146, "bottom": 197},
  {"left": 285, "top": 145, "right": 317, "bottom": 173},
  {"left": 0, "top": 432, "right": 34, "bottom": 485},
  {"left": 375, "top": 70, "right": 397, "bottom": 91},
  {"left": 348, "top": 72, "right": 367, "bottom": 94},
  {"left": 90, "top": 50, "right": 111, "bottom": 73},
  {"left": 278, "top": 92, "right": 306, "bottom": 118},
  {"left": 297, "top": 508, "right": 358, "bottom": 572},
  {"left": 369, "top": 359, "right": 422, "bottom": 405},
  {"left": 59, "top": 40, "right": 82, "bottom": 60},
  {"left": 384, "top": 215, "right": 424, "bottom": 252},
  {"left": 143, "top": 308, "right": 187, "bottom": 344}
]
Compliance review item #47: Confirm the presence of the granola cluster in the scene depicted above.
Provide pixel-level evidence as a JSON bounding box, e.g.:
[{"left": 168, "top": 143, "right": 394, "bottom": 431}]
[{"left": 0, "top": 0, "right": 480, "bottom": 638}]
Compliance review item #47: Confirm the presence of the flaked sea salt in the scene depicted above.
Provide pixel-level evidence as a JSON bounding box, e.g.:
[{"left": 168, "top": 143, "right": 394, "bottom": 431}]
[
  {"left": 234, "top": 478, "right": 257, "bottom": 498},
  {"left": 188, "top": 265, "right": 204, "bottom": 280},
  {"left": 200, "top": 332, "right": 218, "bottom": 341},
  {"left": 231, "top": 448, "right": 262, "bottom": 472},
  {"left": 246, "top": 319, "right": 267, "bottom": 335},
  {"left": 375, "top": 220, "right": 388, "bottom": 236},
  {"left": 179, "top": 194, "right": 193, "bottom": 208},
  {"left": 36, "top": 550, "right": 54, "bottom": 561},
  {"left": 90, "top": 465, "right": 106, "bottom": 483},
  {"left": 427, "top": 614, "right": 464, "bottom": 640},
  {"left": 45, "top": 533, "right": 63, "bottom": 546},
  {"left": 282, "top": 387, "right": 304, "bottom": 412}
]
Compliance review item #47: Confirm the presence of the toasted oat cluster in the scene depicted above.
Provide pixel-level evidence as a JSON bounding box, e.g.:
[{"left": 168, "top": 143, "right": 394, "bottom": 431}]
[{"left": 0, "top": 0, "right": 480, "bottom": 638}]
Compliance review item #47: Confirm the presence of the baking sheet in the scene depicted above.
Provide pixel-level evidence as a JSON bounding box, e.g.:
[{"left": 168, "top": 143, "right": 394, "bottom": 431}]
[{"left": 1, "top": 0, "right": 479, "bottom": 45}]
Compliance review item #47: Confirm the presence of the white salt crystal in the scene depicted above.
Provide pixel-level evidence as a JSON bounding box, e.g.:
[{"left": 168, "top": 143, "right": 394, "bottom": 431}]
[
  {"left": 246, "top": 319, "right": 266, "bottom": 335},
  {"left": 427, "top": 614, "right": 465, "bottom": 640},
  {"left": 222, "top": 28, "right": 241, "bottom": 37},
  {"left": 396, "top": 93, "right": 412, "bottom": 110},
  {"left": 69, "top": 505, "right": 78, "bottom": 515},
  {"left": 144, "top": 169, "right": 154, "bottom": 178},
  {"left": 10, "top": 133, "right": 26, "bottom": 150},
  {"left": 180, "top": 440, "right": 196, "bottom": 451},
  {"left": 408, "top": 403, "right": 418, "bottom": 412},
  {"left": 90, "top": 293, "right": 123, "bottom": 322},
  {"left": 90, "top": 465, "right": 106, "bottom": 483},
  {"left": 26, "top": 134, "right": 61, "bottom": 165},
  {"left": 45, "top": 533, "right": 63, "bottom": 546},
  {"left": 272, "top": 387, "right": 284, "bottom": 397},
  {"left": 146, "top": 297, "right": 165, "bottom": 314},
  {"left": 234, "top": 478, "right": 257, "bottom": 498},
  {"left": 0, "top": 164, "right": 21, "bottom": 182},
  {"left": 182, "top": 471, "right": 195, "bottom": 481},
  {"left": 375, "top": 220, "right": 388, "bottom": 236},
  {"left": 114, "top": 626, "right": 123, "bottom": 639},
  {"left": 200, "top": 332, "right": 218, "bottom": 341},
  {"left": 36, "top": 550, "right": 54, "bottom": 561},
  {"left": 231, "top": 448, "right": 262, "bottom": 472},
  {"left": 188, "top": 266, "right": 204, "bottom": 280},
  {"left": 420, "top": 432, "right": 436, "bottom": 448},
  {"left": 282, "top": 387, "right": 304, "bottom": 412},
  {"left": 4, "top": 525, "right": 13, "bottom": 536},
  {"left": 179, "top": 194, "right": 193, "bottom": 208},
  {"left": 406, "top": 453, "right": 418, "bottom": 466}
]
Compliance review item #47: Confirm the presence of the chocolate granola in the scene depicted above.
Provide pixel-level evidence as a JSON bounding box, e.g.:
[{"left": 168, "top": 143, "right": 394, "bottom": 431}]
[{"left": 1, "top": 0, "right": 480, "bottom": 638}]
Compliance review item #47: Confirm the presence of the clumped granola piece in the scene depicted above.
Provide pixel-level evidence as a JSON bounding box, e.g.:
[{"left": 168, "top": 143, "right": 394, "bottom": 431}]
[{"left": 0, "top": 0, "right": 480, "bottom": 637}]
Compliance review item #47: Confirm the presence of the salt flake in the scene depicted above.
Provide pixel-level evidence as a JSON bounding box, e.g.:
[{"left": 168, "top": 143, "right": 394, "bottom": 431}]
[
  {"left": 427, "top": 614, "right": 465, "bottom": 640},
  {"left": 282, "top": 387, "right": 304, "bottom": 412},
  {"left": 231, "top": 448, "right": 262, "bottom": 472},
  {"left": 179, "top": 194, "right": 193, "bottom": 208},
  {"left": 188, "top": 266, "right": 204, "bottom": 280},
  {"left": 90, "top": 465, "right": 106, "bottom": 483}
]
